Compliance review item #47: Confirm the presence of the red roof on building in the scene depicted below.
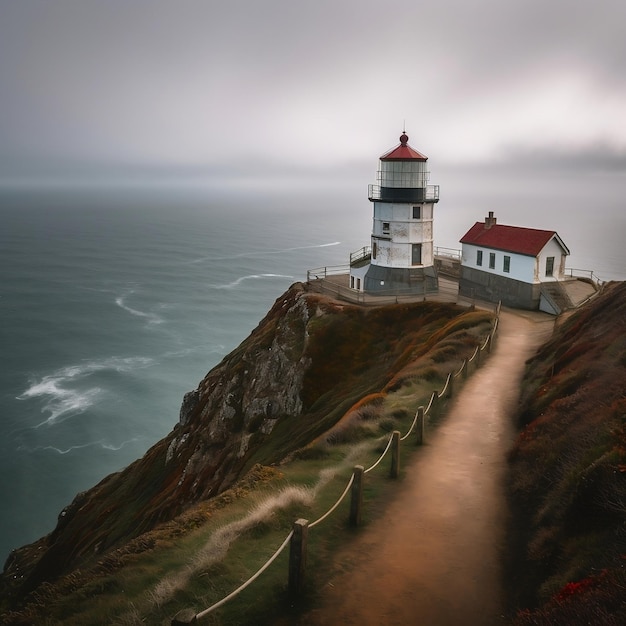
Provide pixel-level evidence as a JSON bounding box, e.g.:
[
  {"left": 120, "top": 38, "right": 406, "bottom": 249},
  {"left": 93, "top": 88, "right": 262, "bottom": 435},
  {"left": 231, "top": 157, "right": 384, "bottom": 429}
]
[
  {"left": 460, "top": 221, "right": 570, "bottom": 257},
  {"left": 380, "top": 132, "right": 428, "bottom": 161}
]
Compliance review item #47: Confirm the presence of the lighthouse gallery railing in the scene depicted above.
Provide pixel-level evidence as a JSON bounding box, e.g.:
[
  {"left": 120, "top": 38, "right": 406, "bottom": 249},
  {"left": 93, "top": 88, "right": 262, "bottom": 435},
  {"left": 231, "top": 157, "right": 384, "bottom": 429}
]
[{"left": 368, "top": 184, "right": 440, "bottom": 202}]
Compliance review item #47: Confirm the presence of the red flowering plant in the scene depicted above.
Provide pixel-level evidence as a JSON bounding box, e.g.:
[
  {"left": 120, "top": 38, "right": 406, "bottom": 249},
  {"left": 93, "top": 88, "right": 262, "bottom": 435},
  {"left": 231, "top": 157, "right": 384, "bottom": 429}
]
[{"left": 555, "top": 576, "right": 597, "bottom": 601}]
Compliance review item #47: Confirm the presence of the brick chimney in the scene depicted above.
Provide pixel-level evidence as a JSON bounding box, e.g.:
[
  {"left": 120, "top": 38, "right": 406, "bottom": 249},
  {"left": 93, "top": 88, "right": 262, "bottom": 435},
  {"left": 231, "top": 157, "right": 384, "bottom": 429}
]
[{"left": 484, "top": 211, "right": 497, "bottom": 229}]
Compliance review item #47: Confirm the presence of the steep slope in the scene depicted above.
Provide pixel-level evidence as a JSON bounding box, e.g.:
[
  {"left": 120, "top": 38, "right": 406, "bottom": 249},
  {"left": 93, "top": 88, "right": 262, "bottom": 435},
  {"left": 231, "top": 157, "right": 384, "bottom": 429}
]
[
  {"left": 1, "top": 282, "right": 491, "bottom": 606},
  {"left": 506, "top": 281, "right": 626, "bottom": 624}
]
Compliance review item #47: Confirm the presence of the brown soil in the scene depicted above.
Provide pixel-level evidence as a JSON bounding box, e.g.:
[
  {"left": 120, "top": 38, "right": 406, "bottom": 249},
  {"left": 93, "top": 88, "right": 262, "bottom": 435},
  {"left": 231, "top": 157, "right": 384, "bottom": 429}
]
[{"left": 296, "top": 310, "right": 554, "bottom": 626}]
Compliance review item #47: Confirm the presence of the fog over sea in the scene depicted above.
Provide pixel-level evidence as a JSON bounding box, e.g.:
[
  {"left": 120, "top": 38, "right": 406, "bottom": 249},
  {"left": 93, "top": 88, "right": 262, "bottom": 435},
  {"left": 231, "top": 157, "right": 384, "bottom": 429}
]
[{"left": 1, "top": 179, "right": 624, "bottom": 564}]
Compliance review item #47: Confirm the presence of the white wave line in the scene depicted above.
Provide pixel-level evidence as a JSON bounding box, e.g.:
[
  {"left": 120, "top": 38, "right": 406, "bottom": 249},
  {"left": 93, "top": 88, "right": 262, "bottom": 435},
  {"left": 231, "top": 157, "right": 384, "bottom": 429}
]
[
  {"left": 187, "top": 241, "right": 341, "bottom": 264},
  {"left": 42, "top": 442, "right": 100, "bottom": 455},
  {"left": 18, "top": 356, "right": 154, "bottom": 426},
  {"left": 20, "top": 438, "right": 139, "bottom": 455},
  {"left": 281, "top": 241, "right": 341, "bottom": 252},
  {"left": 29, "top": 387, "right": 104, "bottom": 427},
  {"left": 162, "top": 344, "right": 226, "bottom": 359},
  {"left": 115, "top": 296, "right": 164, "bottom": 325},
  {"left": 209, "top": 273, "right": 293, "bottom": 290},
  {"left": 101, "top": 438, "right": 139, "bottom": 451}
]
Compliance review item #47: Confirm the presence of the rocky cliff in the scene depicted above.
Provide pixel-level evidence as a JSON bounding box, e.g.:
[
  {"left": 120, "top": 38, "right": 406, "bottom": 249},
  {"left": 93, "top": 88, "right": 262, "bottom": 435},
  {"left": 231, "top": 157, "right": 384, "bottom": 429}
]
[{"left": 1, "top": 282, "right": 490, "bottom": 607}]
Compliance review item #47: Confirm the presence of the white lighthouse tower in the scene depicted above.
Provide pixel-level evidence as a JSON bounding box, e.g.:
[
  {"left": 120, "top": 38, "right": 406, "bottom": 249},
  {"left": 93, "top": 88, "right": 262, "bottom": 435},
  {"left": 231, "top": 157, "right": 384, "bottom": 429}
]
[{"left": 349, "top": 132, "right": 440, "bottom": 294}]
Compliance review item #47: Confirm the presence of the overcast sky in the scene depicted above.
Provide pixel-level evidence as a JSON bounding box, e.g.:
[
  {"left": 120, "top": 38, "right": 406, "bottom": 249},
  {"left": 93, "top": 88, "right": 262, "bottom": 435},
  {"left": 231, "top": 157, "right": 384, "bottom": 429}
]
[{"left": 1, "top": 0, "right": 625, "bottom": 187}]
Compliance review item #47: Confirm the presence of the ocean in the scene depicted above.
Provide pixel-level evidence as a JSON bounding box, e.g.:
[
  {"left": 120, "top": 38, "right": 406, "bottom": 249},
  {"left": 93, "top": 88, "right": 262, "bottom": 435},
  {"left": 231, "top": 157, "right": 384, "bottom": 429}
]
[{"left": 1, "top": 180, "right": 624, "bottom": 565}]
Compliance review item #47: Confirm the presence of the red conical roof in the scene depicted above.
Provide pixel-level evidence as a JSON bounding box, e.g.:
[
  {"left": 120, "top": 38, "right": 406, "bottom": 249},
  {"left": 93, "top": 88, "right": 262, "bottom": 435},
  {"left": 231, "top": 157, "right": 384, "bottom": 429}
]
[{"left": 380, "top": 132, "right": 428, "bottom": 161}]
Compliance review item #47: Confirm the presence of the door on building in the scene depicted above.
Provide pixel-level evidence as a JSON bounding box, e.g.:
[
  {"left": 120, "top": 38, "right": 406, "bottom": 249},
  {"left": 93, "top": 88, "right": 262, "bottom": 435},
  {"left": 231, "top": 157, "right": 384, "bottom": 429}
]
[{"left": 411, "top": 243, "right": 422, "bottom": 265}]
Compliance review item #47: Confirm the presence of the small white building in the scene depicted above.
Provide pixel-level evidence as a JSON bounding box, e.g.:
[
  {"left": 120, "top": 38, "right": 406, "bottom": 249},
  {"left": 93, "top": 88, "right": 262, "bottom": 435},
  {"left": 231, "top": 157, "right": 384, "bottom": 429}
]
[
  {"left": 459, "top": 212, "right": 571, "bottom": 312},
  {"left": 349, "top": 132, "right": 440, "bottom": 295}
]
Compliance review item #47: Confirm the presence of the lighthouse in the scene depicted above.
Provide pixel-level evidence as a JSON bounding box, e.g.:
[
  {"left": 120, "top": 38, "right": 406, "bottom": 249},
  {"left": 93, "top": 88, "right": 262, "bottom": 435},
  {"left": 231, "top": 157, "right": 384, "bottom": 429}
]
[{"left": 349, "top": 132, "right": 440, "bottom": 295}]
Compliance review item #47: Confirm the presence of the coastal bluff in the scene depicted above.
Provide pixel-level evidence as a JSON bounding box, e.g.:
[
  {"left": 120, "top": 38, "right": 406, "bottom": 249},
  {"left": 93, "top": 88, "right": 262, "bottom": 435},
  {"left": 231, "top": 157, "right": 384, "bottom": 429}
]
[
  {"left": 3, "top": 281, "right": 624, "bottom": 625},
  {"left": 1, "top": 282, "right": 493, "bottom": 610}
]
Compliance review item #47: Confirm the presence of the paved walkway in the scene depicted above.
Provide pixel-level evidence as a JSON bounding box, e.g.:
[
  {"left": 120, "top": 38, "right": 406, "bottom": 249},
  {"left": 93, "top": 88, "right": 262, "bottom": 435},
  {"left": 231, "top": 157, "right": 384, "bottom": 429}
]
[{"left": 298, "top": 309, "right": 554, "bottom": 626}]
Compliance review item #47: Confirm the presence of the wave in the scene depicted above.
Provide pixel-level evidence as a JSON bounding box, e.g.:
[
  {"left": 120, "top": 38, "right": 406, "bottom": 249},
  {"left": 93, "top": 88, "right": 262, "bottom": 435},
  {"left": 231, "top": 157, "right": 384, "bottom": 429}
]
[
  {"left": 162, "top": 344, "right": 226, "bottom": 359},
  {"left": 309, "top": 241, "right": 341, "bottom": 249},
  {"left": 115, "top": 296, "right": 164, "bottom": 325},
  {"left": 19, "top": 438, "right": 139, "bottom": 455},
  {"left": 100, "top": 438, "right": 139, "bottom": 452},
  {"left": 209, "top": 273, "right": 293, "bottom": 290},
  {"left": 188, "top": 241, "right": 341, "bottom": 264},
  {"left": 18, "top": 356, "right": 154, "bottom": 426}
]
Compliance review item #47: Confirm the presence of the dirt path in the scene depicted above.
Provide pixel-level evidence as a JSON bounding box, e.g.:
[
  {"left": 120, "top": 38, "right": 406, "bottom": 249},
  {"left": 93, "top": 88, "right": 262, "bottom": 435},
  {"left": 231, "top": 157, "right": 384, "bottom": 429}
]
[{"left": 298, "top": 310, "right": 554, "bottom": 626}]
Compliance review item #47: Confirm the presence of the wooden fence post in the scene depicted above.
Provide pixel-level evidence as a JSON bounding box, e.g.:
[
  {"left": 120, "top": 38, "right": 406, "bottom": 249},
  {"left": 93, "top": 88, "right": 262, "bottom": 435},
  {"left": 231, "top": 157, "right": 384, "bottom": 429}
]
[
  {"left": 288, "top": 519, "right": 309, "bottom": 597},
  {"left": 415, "top": 406, "right": 425, "bottom": 445},
  {"left": 349, "top": 465, "right": 364, "bottom": 526},
  {"left": 390, "top": 431, "right": 401, "bottom": 478}
]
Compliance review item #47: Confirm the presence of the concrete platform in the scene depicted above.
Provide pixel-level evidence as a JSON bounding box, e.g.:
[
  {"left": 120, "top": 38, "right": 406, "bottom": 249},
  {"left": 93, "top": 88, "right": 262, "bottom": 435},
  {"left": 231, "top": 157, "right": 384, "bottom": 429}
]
[
  {"left": 561, "top": 278, "right": 597, "bottom": 307},
  {"left": 308, "top": 273, "right": 598, "bottom": 314}
]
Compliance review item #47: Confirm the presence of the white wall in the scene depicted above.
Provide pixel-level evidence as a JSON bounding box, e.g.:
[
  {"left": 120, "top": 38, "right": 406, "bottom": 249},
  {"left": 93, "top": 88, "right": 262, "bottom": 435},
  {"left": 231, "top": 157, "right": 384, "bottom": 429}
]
[
  {"left": 461, "top": 237, "right": 569, "bottom": 284},
  {"left": 349, "top": 263, "right": 369, "bottom": 291},
  {"left": 536, "top": 238, "right": 568, "bottom": 281},
  {"left": 372, "top": 202, "right": 433, "bottom": 222},
  {"left": 461, "top": 243, "right": 535, "bottom": 283},
  {"left": 371, "top": 201, "right": 435, "bottom": 268}
]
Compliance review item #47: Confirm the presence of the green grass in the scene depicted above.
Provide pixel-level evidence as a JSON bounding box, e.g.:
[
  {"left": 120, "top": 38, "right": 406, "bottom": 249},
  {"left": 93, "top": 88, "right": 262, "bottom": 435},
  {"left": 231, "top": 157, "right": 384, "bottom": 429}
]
[
  {"left": 7, "top": 385, "right": 458, "bottom": 625},
  {"left": 1, "top": 297, "right": 496, "bottom": 625}
]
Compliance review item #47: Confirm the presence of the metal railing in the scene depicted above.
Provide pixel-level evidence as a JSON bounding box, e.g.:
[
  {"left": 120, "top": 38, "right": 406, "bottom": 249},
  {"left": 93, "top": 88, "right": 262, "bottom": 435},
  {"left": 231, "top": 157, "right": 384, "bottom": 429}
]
[
  {"left": 565, "top": 268, "right": 602, "bottom": 285},
  {"left": 307, "top": 274, "right": 465, "bottom": 307},
  {"left": 368, "top": 184, "right": 440, "bottom": 202},
  {"left": 306, "top": 265, "right": 350, "bottom": 281},
  {"left": 350, "top": 246, "right": 371, "bottom": 266},
  {"left": 434, "top": 246, "right": 461, "bottom": 260}
]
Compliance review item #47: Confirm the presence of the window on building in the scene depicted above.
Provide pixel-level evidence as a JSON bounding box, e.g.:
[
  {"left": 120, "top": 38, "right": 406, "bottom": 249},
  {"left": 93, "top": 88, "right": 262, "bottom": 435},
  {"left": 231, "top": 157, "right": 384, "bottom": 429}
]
[
  {"left": 503, "top": 256, "right": 511, "bottom": 273},
  {"left": 489, "top": 252, "right": 496, "bottom": 269},
  {"left": 412, "top": 243, "right": 422, "bottom": 265},
  {"left": 412, "top": 206, "right": 421, "bottom": 219},
  {"left": 350, "top": 276, "right": 355, "bottom": 289},
  {"left": 546, "top": 256, "right": 555, "bottom": 276},
  {"left": 382, "top": 222, "right": 390, "bottom": 234},
  {"left": 476, "top": 250, "right": 483, "bottom": 266},
  {"left": 372, "top": 241, "right": 377, "bottom": 259}
]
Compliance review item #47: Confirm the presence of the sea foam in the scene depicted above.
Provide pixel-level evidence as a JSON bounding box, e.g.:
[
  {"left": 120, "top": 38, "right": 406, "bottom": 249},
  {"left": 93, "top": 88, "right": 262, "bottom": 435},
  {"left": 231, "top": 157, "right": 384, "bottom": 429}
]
[
  {"left": 210, "top": 273, "right": 293, "bottom": 290},
  {"left": 19, "top": 437, "right": 139, "bottom": 455},
  {"left": 115, "top": 293, "right": 164, "bottom": 325},
  {"left": 18, "top": 356, "right": 154, "bottom": 426},
  {"left": 188, "top": 240, "right": 341, "bottom": 264}
]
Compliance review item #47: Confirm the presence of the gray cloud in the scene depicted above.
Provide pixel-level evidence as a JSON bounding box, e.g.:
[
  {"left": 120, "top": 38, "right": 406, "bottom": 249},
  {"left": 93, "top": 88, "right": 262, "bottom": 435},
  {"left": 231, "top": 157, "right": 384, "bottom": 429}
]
[{"left": 1, "top": 0, "right": 625, "bottom": 183}]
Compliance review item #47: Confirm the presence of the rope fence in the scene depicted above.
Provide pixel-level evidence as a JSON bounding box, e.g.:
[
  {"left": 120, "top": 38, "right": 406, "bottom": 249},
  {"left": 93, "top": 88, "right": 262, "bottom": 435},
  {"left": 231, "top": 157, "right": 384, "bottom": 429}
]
[{"left": 171, "top": 301, "right": 502, "bottom": 625}]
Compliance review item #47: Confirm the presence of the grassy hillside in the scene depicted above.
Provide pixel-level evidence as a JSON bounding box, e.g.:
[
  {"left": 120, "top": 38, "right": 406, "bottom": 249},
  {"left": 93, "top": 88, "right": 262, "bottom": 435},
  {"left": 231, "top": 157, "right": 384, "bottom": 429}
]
[
  {"left": 1, "top": 293, "right": 493, "bottom": 625},
  {"left": 506, "top": 281, "right": 626, "bottom": 625}
]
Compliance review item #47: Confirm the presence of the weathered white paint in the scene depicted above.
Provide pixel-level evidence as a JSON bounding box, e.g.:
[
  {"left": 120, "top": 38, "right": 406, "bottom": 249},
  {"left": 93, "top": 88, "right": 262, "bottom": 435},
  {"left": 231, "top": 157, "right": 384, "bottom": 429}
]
[
  {"left": 536, "top": 238, "right": 568, "bottom": 281},
  {"left": 350, "top": 263, "right": 369, "bottom": 291},
  {"left": 370, "top": 201, "right": 435, "bottom": 268},
  {"left": 349, "top": 135, "right": 440, "bottom": 293}
]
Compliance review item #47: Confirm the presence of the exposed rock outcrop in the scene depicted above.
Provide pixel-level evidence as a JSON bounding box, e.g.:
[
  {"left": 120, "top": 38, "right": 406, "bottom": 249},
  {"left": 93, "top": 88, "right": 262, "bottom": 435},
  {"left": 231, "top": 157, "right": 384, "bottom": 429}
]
[{"left": 1, "top": 282, "right": 488, "bottom": 603}]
